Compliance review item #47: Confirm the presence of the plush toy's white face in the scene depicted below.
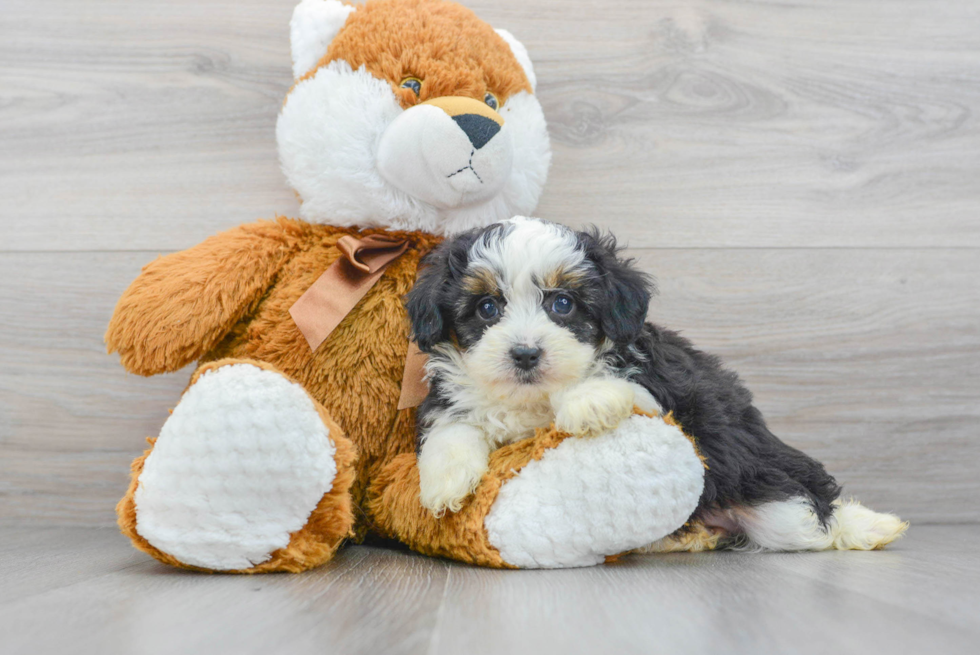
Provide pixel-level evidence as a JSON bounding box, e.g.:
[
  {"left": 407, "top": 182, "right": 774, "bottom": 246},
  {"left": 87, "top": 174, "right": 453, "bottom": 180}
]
[{"left": 277, "top": 0, "right": 551, "bottom": 235}]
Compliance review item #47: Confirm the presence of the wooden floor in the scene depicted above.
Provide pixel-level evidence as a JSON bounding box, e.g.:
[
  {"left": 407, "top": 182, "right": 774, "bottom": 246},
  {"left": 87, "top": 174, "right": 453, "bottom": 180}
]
[
  {"left": 1, "top": 1, "right": 979, "bottom": 651},
  {"left": 2, "top": 0, "right": 979, "bottom": 530},
  {"left": 1, "top": 525, "right": 978, "bottom": 655}
]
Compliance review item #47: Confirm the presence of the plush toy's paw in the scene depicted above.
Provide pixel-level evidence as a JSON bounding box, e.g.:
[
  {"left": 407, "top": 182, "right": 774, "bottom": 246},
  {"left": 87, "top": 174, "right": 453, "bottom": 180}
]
[
  {"left": 119, "top": 361, "right": 355, "bottom": 572},
  {"left": 418, "top": 423, "right": 490, "bottom": 517},
  {"left": 484, "top": 414, "right": 705, "bottom": 568},
  {"left": 551, "top": 377, "right": 636, "bottom": 437}
]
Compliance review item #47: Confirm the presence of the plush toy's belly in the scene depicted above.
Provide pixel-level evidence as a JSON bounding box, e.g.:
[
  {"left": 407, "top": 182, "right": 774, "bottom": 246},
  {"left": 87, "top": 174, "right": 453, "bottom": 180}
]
[{"left": 203, "top": 222, "right": 442, "bottom": 518}]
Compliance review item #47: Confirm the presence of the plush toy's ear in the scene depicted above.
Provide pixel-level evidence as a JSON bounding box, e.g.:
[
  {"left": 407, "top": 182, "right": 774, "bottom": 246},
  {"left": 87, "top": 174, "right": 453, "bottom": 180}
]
[
  {"left": 579, "top": 229, "right": 654, "bottom": 345},
  {"left": 495, "top": 29, "right": 537, "bottom": 92},
  {"left": 290, "top": 0, "right": 356, "bottom": 79}
]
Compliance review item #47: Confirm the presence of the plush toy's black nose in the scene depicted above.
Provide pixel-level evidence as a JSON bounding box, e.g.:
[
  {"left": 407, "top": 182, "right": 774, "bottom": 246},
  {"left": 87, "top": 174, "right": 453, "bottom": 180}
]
[
  {"left": 453, "top": 113, "right": 501, "bottom": 150},
  {"left": 510, "top": 346, "right": 542, "bottom": 371}
]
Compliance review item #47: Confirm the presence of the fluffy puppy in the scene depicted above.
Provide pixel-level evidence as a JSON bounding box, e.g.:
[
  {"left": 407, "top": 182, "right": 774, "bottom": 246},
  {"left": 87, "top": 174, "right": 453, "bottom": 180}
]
[{"left": 406, "top": 217, "right": 908, "bottom": 551}]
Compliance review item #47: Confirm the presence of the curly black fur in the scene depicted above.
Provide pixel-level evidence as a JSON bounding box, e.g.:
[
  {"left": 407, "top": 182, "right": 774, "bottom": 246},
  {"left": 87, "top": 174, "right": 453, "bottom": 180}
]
[
  {"left": 584, "top": 231, "right": 842, "bottom": 523},
  {"left": 615, "top": 326, "right": 841, "bottom": 523}
]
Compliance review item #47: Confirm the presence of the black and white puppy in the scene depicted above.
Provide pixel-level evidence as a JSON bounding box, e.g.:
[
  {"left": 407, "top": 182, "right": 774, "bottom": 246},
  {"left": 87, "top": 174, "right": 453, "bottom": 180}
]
[{"left": 406, "top": 217, "right": 906, "bottom": 550}]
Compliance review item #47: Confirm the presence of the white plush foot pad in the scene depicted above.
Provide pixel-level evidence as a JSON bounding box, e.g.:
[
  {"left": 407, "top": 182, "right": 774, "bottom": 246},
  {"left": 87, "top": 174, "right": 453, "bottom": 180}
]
[
  {"left": 484, "top": 415, "right": 704, "bottom": 569},
  {"left": 134, "top": 364, "right": 337, "bottom": 570}
]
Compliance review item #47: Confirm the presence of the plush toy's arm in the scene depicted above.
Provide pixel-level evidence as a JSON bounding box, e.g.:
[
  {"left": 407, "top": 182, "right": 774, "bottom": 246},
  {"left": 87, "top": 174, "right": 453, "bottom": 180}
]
[{"left": 105, "top": 221, "right": 295, "bottom": 376}]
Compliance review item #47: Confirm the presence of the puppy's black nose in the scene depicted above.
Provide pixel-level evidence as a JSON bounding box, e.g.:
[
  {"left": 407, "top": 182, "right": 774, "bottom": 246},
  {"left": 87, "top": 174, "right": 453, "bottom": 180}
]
[
  {"left": 453, "top": 114, "right": 501, "bottom": 150},
  {"left": 510, "top": 346, "right": 542, "bottom": 371}
]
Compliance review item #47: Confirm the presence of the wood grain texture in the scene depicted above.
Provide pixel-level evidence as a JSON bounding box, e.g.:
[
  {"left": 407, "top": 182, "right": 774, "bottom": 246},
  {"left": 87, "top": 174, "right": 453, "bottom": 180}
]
[
  {"left": 433, "top": 538, "right": 980, "bottom": 655},
  {"left": 2, "top": 5, "right": 977, "bottom": 652},
  {"left": 0, "top": 253, "right": 193, "bottom": 525},
  {"left": 1, "top": 1, "right": 977, "bottom": 530},
  {"left": 1, "top": 249, "right": 976, "bottom": 526},
  {"left": 0, "top": 527, "right": 144, "bottom": 605},
  {"left": 637, "top": 248, "right": 980, "bottom": 519},
  {"left": 1, "top": 526, "right": 979, "bottom": 655},
  {"left": 2, "top": 0, "right": 980, "bottom": 250},
  {"left": 0, "top": 530, "right": 449, "bottom": 655}
]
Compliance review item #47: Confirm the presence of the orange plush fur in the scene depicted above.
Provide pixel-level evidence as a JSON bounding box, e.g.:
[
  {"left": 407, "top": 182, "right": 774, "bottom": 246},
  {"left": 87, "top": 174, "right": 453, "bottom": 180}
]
[
  {"left": 108, "top": 221, "right": 441, "bottom": 552},
  {"left": 309, "top": 0, "right": 532, "bottom": 109},
  {"left": 108, "top": 219, "right": 714, "bottom": 571},
  {"left": 107, "top": 0, "right": 549, "bottom": 573},
  {"left": 107, "top": 219, "right": 596, "bottom": 570},
  {"left": 108, "top": 0, "right": 714, "bottom": 573}
]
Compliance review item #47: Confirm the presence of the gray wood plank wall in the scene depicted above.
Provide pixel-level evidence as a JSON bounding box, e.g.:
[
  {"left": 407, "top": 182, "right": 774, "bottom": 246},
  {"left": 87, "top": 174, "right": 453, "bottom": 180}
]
[{"left": 1, "top": 0, "right": 978, "bottom": 527}]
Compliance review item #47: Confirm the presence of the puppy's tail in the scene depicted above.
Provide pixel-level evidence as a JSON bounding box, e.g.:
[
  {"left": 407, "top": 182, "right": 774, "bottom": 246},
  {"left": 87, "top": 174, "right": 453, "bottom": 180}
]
[{"left": 730, "top": 497, "right": 909, "bottom": 551}]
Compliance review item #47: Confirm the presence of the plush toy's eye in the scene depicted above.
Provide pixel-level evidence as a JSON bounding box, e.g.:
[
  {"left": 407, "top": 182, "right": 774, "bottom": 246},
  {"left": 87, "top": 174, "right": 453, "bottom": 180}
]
[
  {"left": 401, "top": 77, "right": 422, "bottom": 97},
  {"left": 484, "top": 92, "right": 499, "bottom": 110},
  {"left": 477, "top": 296, "right": 499, "bottom": 321},
  {"left": 551, "top": 293, "right": 575, "bottom": 316}
]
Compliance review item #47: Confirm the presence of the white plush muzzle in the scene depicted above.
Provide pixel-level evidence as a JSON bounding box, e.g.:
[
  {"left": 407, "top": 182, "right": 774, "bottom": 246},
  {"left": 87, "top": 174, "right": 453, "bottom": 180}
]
[{"left": 378, "top": 101, "right": 514, "bottom": 209}]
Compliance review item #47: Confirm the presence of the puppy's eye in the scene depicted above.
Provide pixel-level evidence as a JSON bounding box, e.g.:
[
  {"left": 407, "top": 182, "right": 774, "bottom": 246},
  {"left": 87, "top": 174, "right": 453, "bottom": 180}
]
[
  {"left": 551, "top": 293, "right": 575, "bottom": 316},
  {"left": 484, "top": 92, "right": 498, "bottom": 110},
  {"left": 477, "top": 296, "right": 499, "bottom": 321},
  {"left": 401, "top": 77, "right": 422, "bottom": 96}
]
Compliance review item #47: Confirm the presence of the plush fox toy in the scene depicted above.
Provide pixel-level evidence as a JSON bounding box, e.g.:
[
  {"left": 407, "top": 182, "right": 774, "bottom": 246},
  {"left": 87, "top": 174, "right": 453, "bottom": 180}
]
[{"left": 105, "top": 0, "right": 707, "bottom": 572}]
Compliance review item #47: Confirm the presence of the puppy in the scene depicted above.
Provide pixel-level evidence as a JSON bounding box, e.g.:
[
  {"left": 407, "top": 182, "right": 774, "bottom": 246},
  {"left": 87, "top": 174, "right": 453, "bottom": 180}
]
[{"left": 406, "top": 217, "right": 907, "bottom": 551}]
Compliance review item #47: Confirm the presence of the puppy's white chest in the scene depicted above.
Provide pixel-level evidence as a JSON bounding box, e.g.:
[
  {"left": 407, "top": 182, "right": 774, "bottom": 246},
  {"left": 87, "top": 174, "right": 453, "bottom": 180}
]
[{"left": 480, "top": 401, "right": 555, "bottom": 446}]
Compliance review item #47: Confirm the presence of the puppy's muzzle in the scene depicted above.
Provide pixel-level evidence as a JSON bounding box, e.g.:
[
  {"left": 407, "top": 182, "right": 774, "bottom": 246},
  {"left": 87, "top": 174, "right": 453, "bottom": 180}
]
[{"left": 510, "top": 345, "right": 542, "bottom": 372}]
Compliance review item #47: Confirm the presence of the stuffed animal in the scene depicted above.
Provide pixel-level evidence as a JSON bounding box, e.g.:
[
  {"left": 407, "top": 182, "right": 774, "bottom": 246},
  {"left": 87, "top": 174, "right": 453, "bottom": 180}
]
[{"left": 106, "top": 0, "right": 706, "bottom": 572}]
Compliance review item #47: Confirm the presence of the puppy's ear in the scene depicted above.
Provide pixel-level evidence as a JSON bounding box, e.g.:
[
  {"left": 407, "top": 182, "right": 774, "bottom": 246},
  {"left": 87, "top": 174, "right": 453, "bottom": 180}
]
[
  {"left": 580, "top": 228, "right": 654, "bottom": 344},
  {"left": 405, "top": 232, "right": 478, "bottom": 353},
  {"left": 406, "top": 251, "right": 450, "bottom": 352}
]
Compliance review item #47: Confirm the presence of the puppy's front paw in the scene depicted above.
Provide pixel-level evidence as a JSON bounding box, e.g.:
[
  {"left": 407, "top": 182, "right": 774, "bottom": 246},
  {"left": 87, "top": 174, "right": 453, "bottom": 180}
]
[
  {"left": 418, "top": 423, "right": 491, "bottom": 517},
  {"left": 552, "top": 378, "right": 635, "bottom": 437}
]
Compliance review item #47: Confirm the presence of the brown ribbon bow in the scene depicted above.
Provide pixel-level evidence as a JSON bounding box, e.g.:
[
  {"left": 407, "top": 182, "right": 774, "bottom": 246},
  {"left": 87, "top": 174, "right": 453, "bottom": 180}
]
[{"left": 288, "top": 234, "right": 429, "bottom": 409}]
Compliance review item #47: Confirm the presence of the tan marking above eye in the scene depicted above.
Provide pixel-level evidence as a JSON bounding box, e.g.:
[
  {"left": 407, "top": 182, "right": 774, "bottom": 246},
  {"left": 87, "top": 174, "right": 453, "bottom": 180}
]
[
  {"left": 542, "top": 267, "right": 585, "bottom": 291},
  {"left": 463, "top": 268, "right": 500, "bottom": 296}
]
